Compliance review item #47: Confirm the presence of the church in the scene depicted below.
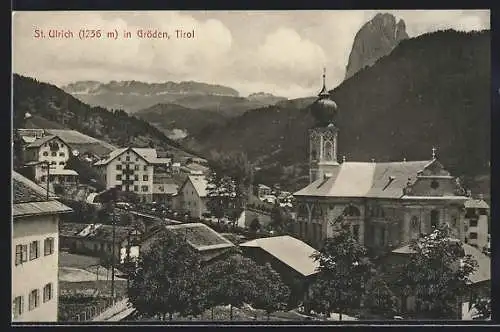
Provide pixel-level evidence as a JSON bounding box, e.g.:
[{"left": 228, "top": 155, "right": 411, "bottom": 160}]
[{"left": 293, "top": 69, "right": 470, "bottom": 252}]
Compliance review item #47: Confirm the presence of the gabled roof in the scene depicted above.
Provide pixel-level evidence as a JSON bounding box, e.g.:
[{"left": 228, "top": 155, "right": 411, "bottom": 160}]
[
  {"left": 183, "top": 175, "right": 208, "bottom": 198},
  {"left": 12, "top": 171, "right": 72, "bottom": 217},
  {"left": 165, "top": 223, "right": 235, "bottom": 251},
  {"left": 294, "top": 160, "right": 441, "bottom": 199},
  {"left": 26, "top": 135, "right": 66, "bottom": 148},
  {"left": 93, "top": 147, "right": 148, "bottom": 166},
  {"left": 240, "top": 235, "right": 320, "bottom": 277}
]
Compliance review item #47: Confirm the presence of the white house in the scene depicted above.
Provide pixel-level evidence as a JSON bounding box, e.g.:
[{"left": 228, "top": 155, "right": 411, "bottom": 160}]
[
  {"left": 93, "top": 147, "right": 171, "bottom": 203},
  {"left": 176, "top": 175, "right": 209, "bottom": 218},
  {"left": 12, "top": 171, "right": 72, "bottom": 322}
]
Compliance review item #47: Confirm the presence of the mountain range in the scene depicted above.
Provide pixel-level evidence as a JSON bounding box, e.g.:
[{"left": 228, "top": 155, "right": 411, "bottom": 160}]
[{"left": 185, "top": 29, "right": 490, "bottom": 194}]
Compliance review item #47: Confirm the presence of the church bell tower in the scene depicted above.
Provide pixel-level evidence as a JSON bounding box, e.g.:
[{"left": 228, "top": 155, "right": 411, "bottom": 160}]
[{"left": 309, "top": 68, "right": 339, "bottom": 183}]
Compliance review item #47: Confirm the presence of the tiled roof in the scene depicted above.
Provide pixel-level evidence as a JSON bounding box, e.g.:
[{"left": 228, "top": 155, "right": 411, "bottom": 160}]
[
  {"left": 294, "top": 160, "right": 437, "bottom": 199},
  {"left": 153, "top": 183, "right": 178, "bottom": 195},
  {"left": 59, "top": 222, "right": 135, "bottom": 242},
  {"left": 12, "top": 171, "right": 58, "bottom": 202},
  {"left": 94, "top": 147, "right": 162, "bottom": 166},
  {"left": 26, "top": 135, "right": 59, "bottom": 148},
  {"left": 464, "top": 199, "right": 490, "bottom": 209},
  {"left": 391, "top": 241, "right": 490, "bottom": 284},
  {"left": 59, "top": 222, "right": 88, "bottom": 237},
  {"left": 240, "top": 235, "right": 320, "bottom": 277},
  {"left": 164, "top": 223, "right": 234, "bottom": 250},
  {"left": 45, "top": 130, "right": 116, "bottom": 150}
]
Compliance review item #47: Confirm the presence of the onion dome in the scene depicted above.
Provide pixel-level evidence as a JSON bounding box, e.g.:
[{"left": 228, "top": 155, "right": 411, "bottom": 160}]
[{"left": 311, "top": 68, "right": 338, "bottom": 125}]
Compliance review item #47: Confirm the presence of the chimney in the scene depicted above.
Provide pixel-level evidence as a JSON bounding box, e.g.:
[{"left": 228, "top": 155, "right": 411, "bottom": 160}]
[
  {"left": 371, "top": 158, "right": 375, "bottom": 163},
  {"left": 342, "top": 155, "right": 346, "bottom": 163},
  {"left": 479, "top": 193, "right": 484, "bottom": 200},
  {"left": 403, "top": 157, "right": 406, "bottom": 162}
]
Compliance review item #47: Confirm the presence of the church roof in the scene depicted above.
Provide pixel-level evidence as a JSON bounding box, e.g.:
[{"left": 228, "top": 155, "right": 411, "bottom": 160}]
[{"left": 294, "top": 160, "right": 436, "bottom": 199}]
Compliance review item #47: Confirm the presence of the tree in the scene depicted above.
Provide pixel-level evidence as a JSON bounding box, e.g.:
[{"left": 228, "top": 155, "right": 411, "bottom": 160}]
[
  {"left": 201, "top": 254, "right": 260, "bottom": 320},
  {"left": 206, "top": 171, "right": 239, "bottom": 223},
  {"left": 128, "top": 230, "right": 205, "bottom": 320},
  {"left": 252, "top": 263, "right": 290, "bottom": 320},
  {"left": 249, "top": 218, "right": 261, "bottom": 233},
  {"left": 395, "top": 224, "right": 478, "bottom": 319},
  {"left": 362, "top": 275, "right": 398, "bottom": 318},
  {"left": 13, "top": 129, "right": 25, "bottom": 171},
  {"left": 472, "top": 297, "right": 491, "bottom": 320},
  {"left": 308, "top": 222, "right": 373, "bottom": 320}
]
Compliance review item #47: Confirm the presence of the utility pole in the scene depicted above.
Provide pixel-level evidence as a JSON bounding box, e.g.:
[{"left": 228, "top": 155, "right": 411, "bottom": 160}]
[
  {"left": 126, "top": 231, "right": 131, "bottom": 293},
  {"left": 45, "top": 161, "right": 50, "bottom": 200}
]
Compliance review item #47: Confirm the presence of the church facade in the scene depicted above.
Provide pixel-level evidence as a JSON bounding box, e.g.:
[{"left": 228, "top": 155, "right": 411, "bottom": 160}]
[{"left": 293, "top": 70, "right": 469, "bottom": 252}]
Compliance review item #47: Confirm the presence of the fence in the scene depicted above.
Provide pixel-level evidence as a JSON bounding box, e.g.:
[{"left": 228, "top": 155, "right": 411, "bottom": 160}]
[{"left": 65, "top": 295, "right": 126, "bottom": 322}]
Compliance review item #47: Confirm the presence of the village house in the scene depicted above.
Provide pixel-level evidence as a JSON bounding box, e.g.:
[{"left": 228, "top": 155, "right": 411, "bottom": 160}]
[
  {"left": 23, "top": 135, "right": 79, "bottom": 189},
  {"left": 257, "top": 184, "right": 272, "bottom": 200},
  {"left": 92, "top": 147, "right": 172, "bottom": 203},
  {"left": 59, "top": 222, "right": 142, "bottom": 262},
  {"left": 12, "top": 171, "right": 72, "bottom": 322},
  {"left": 293, "top": 72, "right": 470, "bottom": 253},
  {"left": 389, "top": 240, "right": 490, "bottom": 319},
  {"left": 175, "top": 175, "right": 209, "bottom": 218},
  {"left": 463, "top": 198, "right": 489, "bottom": 250},
  {"left": 240, "top": 235, "right": 319, "bottom": 308},
  {"left": 140, "top": 223, "right": 235, "bottom": 263}
]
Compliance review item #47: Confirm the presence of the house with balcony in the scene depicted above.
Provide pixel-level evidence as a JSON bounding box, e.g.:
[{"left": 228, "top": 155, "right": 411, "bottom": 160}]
[
  {"left": 93, "top": 147, "right": 171, "bottom": 203},
  {"left": 23, "top": 135, "right": 79, "bottom": 189}
]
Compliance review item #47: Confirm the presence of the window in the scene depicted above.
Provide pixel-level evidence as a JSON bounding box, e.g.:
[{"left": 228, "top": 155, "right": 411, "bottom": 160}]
[
  {"left": 134, "top": 175, "right": 139, "bottom": 181},
  {"left": 29, "top": 241, "right": 39, "bottom": 260},
  {"left": 44, "top": 237, "right": 54, "bottom": 256},
  {"left": 430, "top": 180, "right": 440, "bottom": 189},
  {"left": 59, "top": 152, "right": 65, "bottom": 157},
  {"left": 470, "top": 219, "right": 478, "bottom": 227},
  {"left": 15, "top": 244, "right": 28, "bottom": 265},
  {"left": 59, "top": 161, "right": 65, "bottom": 165},
  {"left": 43, "top": 283, "right": 52, "bottom": 302},
  {"left": 51, "top": 152, "right": 57, "bottom": 157},
  {"left": 28, "top": 289, "right": 39, "bottom": 311},
  {"left": 134, "top": 185, "right": 139, "bottom": 192},
  {"left": 465, "top": 208, "right": 476, "bottom": 218},
  {"left": 118, "top": 157, "right": 121, "bottom": 161},
  {"left": 431, "top": 210, "right": 440, "bottom": 228},
  {"left": 116, "top": 164, "right": 122, "bottom": 170},
  {"left": 479, "top": 209, "right": 488, "bottom": 216},
  {"left": 353, "top": 224, "right": 360, "bottom": 241},
  {"left": 411, "top": 216, "right": 420, "bottom": 232},
  {"left": 470, "top": 232, "right": 478, "bottom": 239},
  {"left": 116, "top": 175, "right": 122, "bottom": 181},
  {"left": 134, "top": 165, "right": 139, "bottom": 171},
  {"left": 50, "top": 161, "right": 56, "bottom": 165},
  {"left": 346, "top": 205, "right": 361, "bottom": 217},
  {"left": 143, "top": 175, "right": 148, "bottom": 181},
  {"left": 142, "top": 185, "right": 149, "bottom": 192},
  {"left": 126, "top": 156, "right": 130, "bottom": 161},
  {"left": 40, "top": 175, "right": 46, "bottom": 182},
  {"left": 42, "top": 152, "right": 48, "bottom": 156},
  {"left": 136, "top": 157, "right": 139, "bottom": 161},
  {"left": 143, "top": 165, "right": 148, "bottom": 171},
  {"left": 13, "top": 296, "right": 23, "bottom": 318}
]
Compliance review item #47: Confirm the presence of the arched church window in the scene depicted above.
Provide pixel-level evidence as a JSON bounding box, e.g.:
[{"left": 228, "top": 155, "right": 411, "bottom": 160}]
[
  {"left": 431, "top": 210, "right": 440, "bottom": 229},
  {"left": 431, "top": 180, "right": 440, "bottom": 189},
  {"left": 324, "top": 141, "right": 333, "bottom": 160},
  {"left": 346, "top": 205, "right": 361, "bottom": 217},
  {"left": 411, "top": 216, "right": 420, "bottom": 232}
]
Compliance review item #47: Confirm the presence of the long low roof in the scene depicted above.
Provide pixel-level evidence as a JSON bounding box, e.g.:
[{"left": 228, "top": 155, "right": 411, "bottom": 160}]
[
  {"left": 50, "top": 169, "right": 79, "bottom": 176},
  {"left": 240, "top": 235, "right": 320, "bottom": 277},
  {"left": 13, "top": 201, "right": 72, "bottom": 218}
]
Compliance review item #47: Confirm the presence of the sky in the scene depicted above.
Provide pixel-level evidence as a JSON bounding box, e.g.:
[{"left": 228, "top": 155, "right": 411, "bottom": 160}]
[{"left": 12, "top": 10, "right": 490, "bottom": 99}]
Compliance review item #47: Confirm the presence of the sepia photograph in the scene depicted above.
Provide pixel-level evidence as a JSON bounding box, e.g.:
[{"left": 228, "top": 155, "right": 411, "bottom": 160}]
[{"left": 11, "top": 9, "right": 491, "bottom": 323}]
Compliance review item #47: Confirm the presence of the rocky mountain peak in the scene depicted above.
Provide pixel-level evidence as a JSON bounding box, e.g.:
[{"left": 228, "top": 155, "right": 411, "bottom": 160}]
[{"left": 345, "top": 13, "right": 409, "bottom": 80}]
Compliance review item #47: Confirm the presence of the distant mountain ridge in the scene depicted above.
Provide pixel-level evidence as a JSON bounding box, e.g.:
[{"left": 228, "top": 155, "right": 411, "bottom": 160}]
[
  {"left": 62, "top": 80, "right": 287, "bottom": 115},
  {"left": 13, "top": 74, "right": 200, "bottom": 160},
  {"left": 186, "top": 29, "right": 490, "bottom": 192},
  {"left": 345, "top": 13, "right": 409, "bottom": 80}
]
